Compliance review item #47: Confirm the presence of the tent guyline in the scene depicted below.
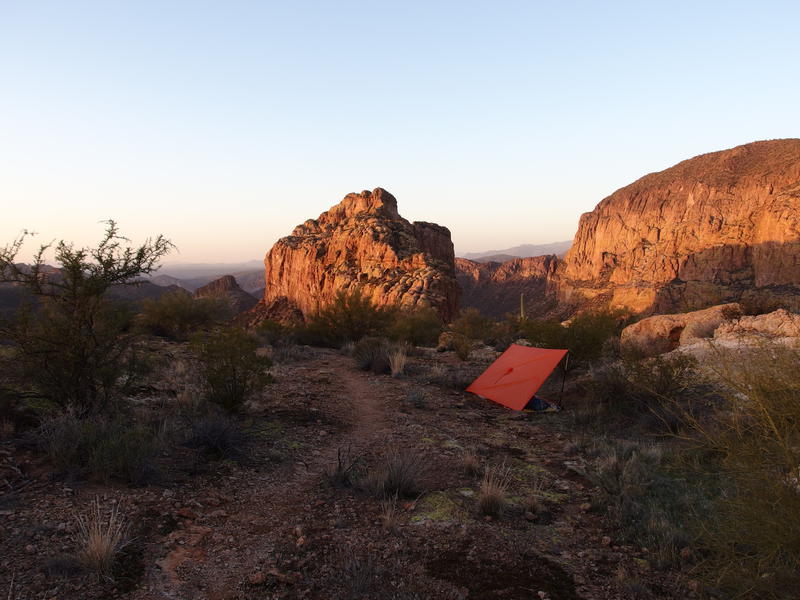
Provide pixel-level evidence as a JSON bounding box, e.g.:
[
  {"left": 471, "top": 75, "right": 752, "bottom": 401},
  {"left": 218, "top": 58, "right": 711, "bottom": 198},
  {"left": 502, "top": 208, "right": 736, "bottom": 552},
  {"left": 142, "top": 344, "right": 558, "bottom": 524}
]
[{"left": 466, "top": 344, "right": 569, "bottom": 411}]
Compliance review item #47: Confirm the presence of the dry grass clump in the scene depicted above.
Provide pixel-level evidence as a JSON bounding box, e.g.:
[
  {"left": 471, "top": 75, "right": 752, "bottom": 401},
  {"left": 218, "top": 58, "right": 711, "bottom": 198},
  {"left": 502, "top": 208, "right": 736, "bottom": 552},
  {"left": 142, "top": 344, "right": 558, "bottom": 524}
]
[
  {"left": 388, "top": 347, "right": 407, "bottom": 378},
  {"left": 362, "top": 451, "right": 426, "bottom": 498},
  {"left": 462, "top": 449, "right": 481, "bottom": 476},
  {"left": 379, "top": 494, "right": 400, "bottom": 532},
  {"left": 478, "top": 464, "right": 511, "bottom": 517},
  {"left": 75, "top": 498, "right": 130, "bottom": 580}
]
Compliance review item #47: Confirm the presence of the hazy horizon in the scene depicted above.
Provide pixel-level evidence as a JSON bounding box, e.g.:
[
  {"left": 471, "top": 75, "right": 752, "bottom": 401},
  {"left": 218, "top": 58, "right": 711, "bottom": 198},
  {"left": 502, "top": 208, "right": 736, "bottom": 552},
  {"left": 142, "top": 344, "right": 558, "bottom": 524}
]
[{"left": 3, "top": 2, "right": 799, "bottom": 263}]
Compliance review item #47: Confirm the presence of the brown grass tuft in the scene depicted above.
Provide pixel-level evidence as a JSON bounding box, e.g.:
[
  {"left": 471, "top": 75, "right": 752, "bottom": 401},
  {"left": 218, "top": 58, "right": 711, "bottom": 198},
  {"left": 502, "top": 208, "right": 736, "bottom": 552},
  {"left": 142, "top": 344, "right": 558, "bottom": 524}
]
[
  {"left": 75, "top": 497, "right": 130, "bottom": 580},
  {"left": 478, "top": 464, "right": 511, "bottom": 517},
  {"left": 462, "top": 449, "right": 481, "bottom": 477}
]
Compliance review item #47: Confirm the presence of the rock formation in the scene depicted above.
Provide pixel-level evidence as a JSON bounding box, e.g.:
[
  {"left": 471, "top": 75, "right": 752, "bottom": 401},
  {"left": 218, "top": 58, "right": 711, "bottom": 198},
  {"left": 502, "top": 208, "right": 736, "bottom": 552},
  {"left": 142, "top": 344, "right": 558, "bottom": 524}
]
[
  {"left": 621, "top": 304, "right": 800, "bottom": 358},
  {"left": 261, "top": 188, "right": 459, "bottom": 321},
  {"left": 620, "top": 303, "right": 741, "bottom": 357},
  {"left": 560, "top": 139, "right": 800, "bottom": 314},
  {"left": 455, "top": 256, "right": 558, "bottom": 318},
  {"left": 195, "top": 275, "right": 258, "bottom": 314}
]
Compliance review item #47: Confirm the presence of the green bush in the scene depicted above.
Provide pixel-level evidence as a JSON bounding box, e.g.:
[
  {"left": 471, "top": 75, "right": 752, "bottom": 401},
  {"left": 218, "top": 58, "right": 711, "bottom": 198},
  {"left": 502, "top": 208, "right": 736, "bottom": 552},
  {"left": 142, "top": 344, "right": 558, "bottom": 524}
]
[
  {"left": 191, "top": 327, "right": 273, "bottom": 412},
  {"left": 137, "top": 290, "right": 230, "bottom": 341},
  {"left": 584, "top": 353, "right": 702, "bottom": 433},
  {"left": 682, "top": 345, "right": 800, "bottom": 597},
  {"left": 388, "top": 306, "right": 443, "bottom": 346},
  {"left": 37, "top": 414, "right": 162, "bottom": 485},
  {"left": 183, "top": 414, "right": 252, "bottom": 462},
  {"left": 0, "top": 221, "right": 172, "bottom": 416},
  {"left": 520, "top": 309, "right": 627, "bottom": 369},
  {"left": 451, "top": 308, "right": 497, "bottom": 343},
  {"left": 302, "top": 290, "right": 396, "bottom": 346}
]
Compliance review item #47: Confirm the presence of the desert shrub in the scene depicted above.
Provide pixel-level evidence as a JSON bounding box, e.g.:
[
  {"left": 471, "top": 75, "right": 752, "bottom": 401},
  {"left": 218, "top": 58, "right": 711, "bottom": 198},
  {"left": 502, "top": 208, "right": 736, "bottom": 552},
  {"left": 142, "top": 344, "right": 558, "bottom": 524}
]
[
  {"left": 75, "top": 497, "right": 130, "bottom": 581},
  {"left": 302, "top": 290, "right": 396, "bottom": 346},
  {"left": 362, "top": 451, "right": 426, "bottom": 498},
  {"left": 0, "top": 222, "right": 172, "bottom": 416},
  {"left": 388, "top": 306, "right": 443, "bottom": 346},
  {"left": 190, "top": 327, "right": 273, "bottom": 412},
  {"left": 137, "top": 290, "right": 230, "bottom": 341},
  {"left": 680, "top": 345, "right": 800, "bottom": 596},
  {"left": 478, "top": 464, "right": 511, "bottom": 517},
  {"left": 452, "top": 308, "right": 497, "bottom": 343},
  {"left": 183, "top": 414, "right": 252, "bottom": 461},
  {"left": 255, "top": 318, "right": 292, "bottom": 346},
  {"left": 428, "top": 363, "right": 482, "bottom": 390},
  {"left": 584, "top": 353, "right": 703, "bottom": 433},
  {"left": 584, "top": 438, "right": 707, "bottom": 567},
  {"left": 406, "top": 389, "right": 428, "bottom": 409},
  {"left": 37, "top": 415, "right": 162, "bottom": 485},
  {"left": 521, "top": 309, "right": 627, "bottom": 369},
  {"left": 352, "top": 337, "right": 391, "bottom": 374},
  {"left": 325, "top": 446, "right": 365, "bottom": 488},
  {"left": 451, "top": 333, "right": 473, "bottom": 361}
]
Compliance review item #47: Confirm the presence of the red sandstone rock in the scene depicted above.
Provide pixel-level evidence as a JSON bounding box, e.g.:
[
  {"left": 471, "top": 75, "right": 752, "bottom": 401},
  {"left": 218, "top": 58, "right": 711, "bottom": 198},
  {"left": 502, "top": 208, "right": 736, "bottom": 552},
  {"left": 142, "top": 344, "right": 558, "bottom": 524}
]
[
  {"left": 455, "top": 256, "right": 558, "bottom": 318},
  {"left": 194, "top": 275, "right": 258, "bottom": 314},
  {"left": 262, "top": 188, "right": 459, "bottom": 321},
  {"left": 560, "top": 139, "right": 800, "bottom": 313}
]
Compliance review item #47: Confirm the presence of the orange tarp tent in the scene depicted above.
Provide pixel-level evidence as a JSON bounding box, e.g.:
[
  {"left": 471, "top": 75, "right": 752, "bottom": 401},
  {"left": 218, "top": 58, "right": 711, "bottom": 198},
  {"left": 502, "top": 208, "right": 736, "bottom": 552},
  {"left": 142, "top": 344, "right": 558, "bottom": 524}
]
[{"left": 466, "top": 344, "right": 568, "bottom": 411}]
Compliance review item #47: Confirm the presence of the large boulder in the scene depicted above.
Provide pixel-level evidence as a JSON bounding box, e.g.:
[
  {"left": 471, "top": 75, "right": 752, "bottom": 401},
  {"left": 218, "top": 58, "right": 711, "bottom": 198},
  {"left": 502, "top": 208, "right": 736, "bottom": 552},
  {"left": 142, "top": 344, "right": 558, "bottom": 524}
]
[
  {"left": 621, "top": 303, "right": 741, "bottom": 357},
  {"left": 261, "top": 188, "right": 459, "bottom": 321}
]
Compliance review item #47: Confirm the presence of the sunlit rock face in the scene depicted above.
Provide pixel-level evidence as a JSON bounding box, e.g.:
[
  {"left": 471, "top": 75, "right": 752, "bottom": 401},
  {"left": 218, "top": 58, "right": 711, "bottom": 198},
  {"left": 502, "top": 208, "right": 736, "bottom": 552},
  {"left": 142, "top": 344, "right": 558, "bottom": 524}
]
[
  {"left": 261, "top": 188, "right": 459, "bottom": 321},
  {"left": 559, "top": 139, "right": 800, "bottom": 314}
]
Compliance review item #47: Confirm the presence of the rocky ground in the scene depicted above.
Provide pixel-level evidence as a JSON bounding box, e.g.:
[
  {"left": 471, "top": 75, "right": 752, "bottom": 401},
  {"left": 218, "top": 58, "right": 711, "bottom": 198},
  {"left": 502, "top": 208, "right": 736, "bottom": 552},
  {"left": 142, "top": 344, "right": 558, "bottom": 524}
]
[{"left": 0, "top": 345, "right": 691, "bottom": 600}]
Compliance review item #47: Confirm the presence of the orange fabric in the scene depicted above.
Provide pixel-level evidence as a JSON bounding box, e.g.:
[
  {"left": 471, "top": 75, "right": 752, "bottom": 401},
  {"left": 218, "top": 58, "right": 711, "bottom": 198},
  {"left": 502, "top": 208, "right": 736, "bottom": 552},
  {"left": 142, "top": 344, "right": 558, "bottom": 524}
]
[{"left": 466, "top": 344, "right": 568, "bottom": 411}]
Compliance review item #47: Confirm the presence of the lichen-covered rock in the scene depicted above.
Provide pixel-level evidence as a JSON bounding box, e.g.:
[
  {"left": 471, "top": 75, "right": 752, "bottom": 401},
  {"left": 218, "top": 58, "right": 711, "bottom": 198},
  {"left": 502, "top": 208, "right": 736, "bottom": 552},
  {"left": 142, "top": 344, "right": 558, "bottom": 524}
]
[
  {"left": 620, "top": 303, "right": 741, "bottom": 357},
  {"left": 560, "top": 139, "right": 800, "bottom": 314},
  {"left": 455, "top": 256, "right": 558, "bottom": 318},
  {"left": 714, "top": 309, "right": 800, "bottom": 340},
  {"left": 194, "top": 275, "right": 258, "bottom": 314},
  {"left": 262, "top": 188, "right": 458, "bottom": 321}
]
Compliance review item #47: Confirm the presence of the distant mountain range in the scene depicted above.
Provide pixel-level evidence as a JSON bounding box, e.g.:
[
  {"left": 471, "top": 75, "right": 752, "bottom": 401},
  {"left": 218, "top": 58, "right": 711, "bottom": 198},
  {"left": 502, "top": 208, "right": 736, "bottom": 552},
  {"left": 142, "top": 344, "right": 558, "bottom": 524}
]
[
  {"left": 460, "top": 241, "right": 572, "bottom": 262},
  {"left": 148, "top": 262, "right": 264, "bottom": 295}
]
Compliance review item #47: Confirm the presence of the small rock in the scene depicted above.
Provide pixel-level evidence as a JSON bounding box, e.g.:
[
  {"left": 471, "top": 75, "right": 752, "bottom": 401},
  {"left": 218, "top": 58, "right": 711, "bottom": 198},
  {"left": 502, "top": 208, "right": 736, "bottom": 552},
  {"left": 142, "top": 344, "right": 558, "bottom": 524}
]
[
  {"left": 248, "top": 571, "right": 266, "bottom": 585},
  {"left": 296, "top": 536, "right": 307, "bottom": 548},
  {"left": 25, "top": 544, "right": 35, "bottom": 554},
  {"left": 177, "top": 508, "right": 197, "bottom": 520},
  {"left": 601, "top": 536, "right": 612, "bottom": 546},
  {"left": 524, "top": 511, "right": 536, "bottom": 521}
]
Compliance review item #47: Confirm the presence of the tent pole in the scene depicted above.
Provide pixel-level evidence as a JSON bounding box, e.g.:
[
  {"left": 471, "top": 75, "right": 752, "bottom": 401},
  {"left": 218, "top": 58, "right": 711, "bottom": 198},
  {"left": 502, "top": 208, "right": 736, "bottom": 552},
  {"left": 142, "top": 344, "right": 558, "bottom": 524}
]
[{"left": 559, "top": 353, "right": 569, "bottom": 408}]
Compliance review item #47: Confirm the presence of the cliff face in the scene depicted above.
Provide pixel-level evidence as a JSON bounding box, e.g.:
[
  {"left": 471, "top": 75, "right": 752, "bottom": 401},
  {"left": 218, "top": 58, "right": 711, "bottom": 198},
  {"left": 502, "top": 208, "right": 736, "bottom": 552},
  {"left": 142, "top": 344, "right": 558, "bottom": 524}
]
[
  {"left": 455, "top": 256, "right": 558, "bottom": 318},
  {"left": 262, "top": 188, "right": 459, "bottom": 321},
  {"left": 195, "top": 275, "right": 258, "bottom": 314},
  {"left": 560, "top": 139, "right": 800, "bottom": 313}
]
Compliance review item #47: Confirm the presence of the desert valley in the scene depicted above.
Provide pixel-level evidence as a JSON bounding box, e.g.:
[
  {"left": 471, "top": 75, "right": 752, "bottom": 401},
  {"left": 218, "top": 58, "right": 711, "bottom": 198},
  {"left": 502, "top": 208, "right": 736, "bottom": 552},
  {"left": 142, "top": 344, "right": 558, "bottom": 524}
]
[{"left": 2, "top": 138, "right": 800, "bottom": 600}]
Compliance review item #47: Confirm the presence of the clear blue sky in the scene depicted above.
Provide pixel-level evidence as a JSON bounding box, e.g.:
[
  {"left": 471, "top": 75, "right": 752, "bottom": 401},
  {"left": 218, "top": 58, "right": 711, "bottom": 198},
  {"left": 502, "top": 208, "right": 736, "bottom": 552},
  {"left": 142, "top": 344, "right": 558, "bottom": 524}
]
[{"left": 2, "top": 1, "right": 798, "bottom": 263}]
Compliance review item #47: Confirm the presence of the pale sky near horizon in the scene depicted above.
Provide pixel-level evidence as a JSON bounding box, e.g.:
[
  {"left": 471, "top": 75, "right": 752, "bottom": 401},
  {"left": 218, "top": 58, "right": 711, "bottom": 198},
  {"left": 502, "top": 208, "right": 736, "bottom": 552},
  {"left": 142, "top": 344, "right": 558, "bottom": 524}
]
[{"left": 2, "top": 1, "right": 799, "bottom": 263}]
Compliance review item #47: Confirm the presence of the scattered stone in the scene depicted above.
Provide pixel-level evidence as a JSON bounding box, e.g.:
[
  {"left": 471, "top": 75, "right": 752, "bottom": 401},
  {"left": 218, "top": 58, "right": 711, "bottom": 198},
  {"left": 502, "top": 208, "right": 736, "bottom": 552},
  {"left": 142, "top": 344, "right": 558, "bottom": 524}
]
[{"left": 601, "top": 536, "right": 611, "bottom": 547}]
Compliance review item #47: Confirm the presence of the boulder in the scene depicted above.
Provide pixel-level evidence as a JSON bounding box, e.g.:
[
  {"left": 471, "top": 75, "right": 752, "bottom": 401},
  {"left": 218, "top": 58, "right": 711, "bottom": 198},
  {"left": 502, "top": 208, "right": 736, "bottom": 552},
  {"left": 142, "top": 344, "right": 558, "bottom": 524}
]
[{"left": 621, "top": 303, "right": 741, "bottom": 356}]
